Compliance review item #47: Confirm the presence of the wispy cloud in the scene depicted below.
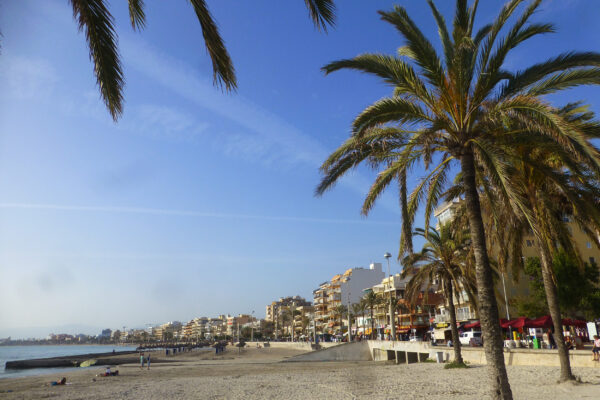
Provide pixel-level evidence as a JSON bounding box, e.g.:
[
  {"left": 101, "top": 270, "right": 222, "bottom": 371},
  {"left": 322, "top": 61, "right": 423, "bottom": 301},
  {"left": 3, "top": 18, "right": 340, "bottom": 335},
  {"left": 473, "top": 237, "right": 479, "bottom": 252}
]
[
  {"left": 0, "top": 202, "right": 396, "bottom": 225},
  {"left": 121, "top": 35, "right": 328, "bottom": 168},
  {"left": 118, "top": 35, "right": 399, "bottom": 210},
  {"left": 0, "top": 56, "right": 58, "bottom": 99}
]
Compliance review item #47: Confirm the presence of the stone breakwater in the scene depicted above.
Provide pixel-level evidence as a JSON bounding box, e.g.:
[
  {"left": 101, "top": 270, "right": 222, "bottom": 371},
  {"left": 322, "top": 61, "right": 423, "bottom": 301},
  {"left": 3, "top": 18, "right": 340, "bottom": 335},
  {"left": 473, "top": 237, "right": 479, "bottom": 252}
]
[{"left": 5, "top": 350, "right": 139, "bottom": 369}]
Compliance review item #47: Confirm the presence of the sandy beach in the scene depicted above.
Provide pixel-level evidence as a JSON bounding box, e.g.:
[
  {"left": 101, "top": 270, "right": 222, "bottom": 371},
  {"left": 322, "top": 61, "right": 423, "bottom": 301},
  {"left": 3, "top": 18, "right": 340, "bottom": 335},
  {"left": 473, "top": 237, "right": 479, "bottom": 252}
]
[{"left": 1, "top": 347, "right": 600, "bottom": 399}]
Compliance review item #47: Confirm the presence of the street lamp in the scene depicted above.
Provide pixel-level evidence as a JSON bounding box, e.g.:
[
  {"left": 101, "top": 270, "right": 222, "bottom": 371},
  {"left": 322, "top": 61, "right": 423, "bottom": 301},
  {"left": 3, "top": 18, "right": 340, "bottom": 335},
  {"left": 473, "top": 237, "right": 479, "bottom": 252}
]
[
  {"left": 384, "top": 252, "right": 396, "bottom": 341},
  {"left": 251, "top": 310, "right": 255, "bottom": 343},
  {"left": 291, "top": 301, "right": 296, "bottom": 342},
  {"left": 345, "top": 277, "right": 352, "bottom": 342}
]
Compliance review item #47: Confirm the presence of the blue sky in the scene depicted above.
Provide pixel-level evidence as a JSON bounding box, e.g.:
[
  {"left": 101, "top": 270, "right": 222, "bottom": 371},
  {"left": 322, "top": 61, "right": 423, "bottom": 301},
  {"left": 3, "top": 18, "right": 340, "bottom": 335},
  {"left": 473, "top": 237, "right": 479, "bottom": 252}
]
[{"left": 0, "top": 0, "right": 597, "bottom": 338}]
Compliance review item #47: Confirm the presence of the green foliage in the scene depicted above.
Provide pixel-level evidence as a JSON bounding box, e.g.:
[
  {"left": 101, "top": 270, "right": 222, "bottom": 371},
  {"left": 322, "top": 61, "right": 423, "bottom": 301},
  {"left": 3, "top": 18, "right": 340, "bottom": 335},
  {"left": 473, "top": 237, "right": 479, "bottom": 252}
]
[
  {"left": 514, "top": 252, "right": 600, "bottom": 319},
  {"left": 444, "top": 360, "right": 469, "bottom": 369}
]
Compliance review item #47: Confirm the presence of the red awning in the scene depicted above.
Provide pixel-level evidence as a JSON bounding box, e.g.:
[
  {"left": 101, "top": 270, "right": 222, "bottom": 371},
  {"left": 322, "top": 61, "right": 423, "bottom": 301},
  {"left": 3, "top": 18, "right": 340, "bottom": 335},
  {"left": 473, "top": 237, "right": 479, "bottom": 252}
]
[
  {"left": 464, "top": 321, "right": 480, "bottom": 329},
  {"left": 561, "top": 318, "right": 587, "bottom": 328},
  {"left": 527, "top": 315, "right": 553, "bottom": 328},
  {"left": 500, "top": 317, "right": 529, "bottom": 329}
]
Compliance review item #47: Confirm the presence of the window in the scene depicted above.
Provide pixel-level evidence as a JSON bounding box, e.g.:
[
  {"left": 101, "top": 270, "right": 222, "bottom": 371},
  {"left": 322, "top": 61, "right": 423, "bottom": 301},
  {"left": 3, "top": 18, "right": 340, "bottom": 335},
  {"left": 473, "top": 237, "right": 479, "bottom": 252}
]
[
  {"left": 590, "top": 257, "right": 596, "bottom": 265},
  {"left": 526, "top": 240, "right": 533, "bottom": 247},
  {"left": 474, "top": 332, "right": 482, "bottom": 337},
  {"left": 586, "top": 242, "right": 592, "bottom": 249}
]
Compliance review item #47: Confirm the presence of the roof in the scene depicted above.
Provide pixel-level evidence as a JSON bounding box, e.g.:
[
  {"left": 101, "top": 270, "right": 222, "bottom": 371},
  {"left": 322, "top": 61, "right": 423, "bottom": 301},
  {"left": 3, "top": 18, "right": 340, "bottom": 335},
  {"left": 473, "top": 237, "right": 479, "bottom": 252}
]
[{"left": 331, "top": 274, "right": 341, "bottom": 282}]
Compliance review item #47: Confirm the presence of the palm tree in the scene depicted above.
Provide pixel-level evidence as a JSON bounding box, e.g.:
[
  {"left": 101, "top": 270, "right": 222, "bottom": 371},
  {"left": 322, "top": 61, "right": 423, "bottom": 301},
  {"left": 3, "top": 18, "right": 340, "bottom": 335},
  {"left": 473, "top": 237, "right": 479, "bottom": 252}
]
[
  {"left": 403, "top": 224, "right": 474, "bottom": 365},
  {"left": 317, "top": 1, "right": 600, "bottom": 396},
  {"left": 363, "top": 291, "right": 383, "bottom": 339},
  {"left": 8, "top": 1, "right": 335, "bottom": 121},
  {"left": 351, "top": 302, "right": 365, "bottom": 338},
  {"left": 332, "top": 304, "right": 347, "bottom": 337},
  {"left": 281, "top": 309, "right": 292, "bottom": 340},
  {"left": 472, "top": 103, "right": 600, "bottom": 380}
]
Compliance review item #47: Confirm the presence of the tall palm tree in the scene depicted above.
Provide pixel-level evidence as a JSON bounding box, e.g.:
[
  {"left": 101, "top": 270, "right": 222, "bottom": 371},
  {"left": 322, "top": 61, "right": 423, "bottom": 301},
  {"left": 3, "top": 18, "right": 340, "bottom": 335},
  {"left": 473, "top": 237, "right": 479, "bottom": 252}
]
[
  {"left": 8, "top": 0, "right": 336, "bottom": 120},
  {"left": 471, "top": 103, "right": 600, "bottom": 380},
  {"left": 403, "top": 224, "right": 474, "bottom": 365},
  {"left": 363, "top": 291, "right": 383, "bottom": 339},
  {"left": 332, "top": 304, "right": 347, "bottom": 337},
  {"left": 352, "top": 302, "right": 365, "bottom": 338},
  {"left": 317, "top": 1, "right": 600, "bottom": 397}
]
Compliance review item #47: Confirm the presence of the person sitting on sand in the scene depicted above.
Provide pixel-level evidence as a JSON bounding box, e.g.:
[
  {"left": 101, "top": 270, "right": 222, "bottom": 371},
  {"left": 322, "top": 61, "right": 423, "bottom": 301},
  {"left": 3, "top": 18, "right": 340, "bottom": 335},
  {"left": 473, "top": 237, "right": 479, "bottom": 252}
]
[{"left": 51, "top": 377, "right": 67, "bottom": 386}]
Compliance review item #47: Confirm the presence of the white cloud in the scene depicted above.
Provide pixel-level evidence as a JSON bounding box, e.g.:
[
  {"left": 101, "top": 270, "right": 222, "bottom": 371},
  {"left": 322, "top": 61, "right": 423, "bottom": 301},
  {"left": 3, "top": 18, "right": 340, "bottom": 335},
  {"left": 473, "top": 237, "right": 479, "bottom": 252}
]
[
  {"left": 0, "top": 55, "right": 58, "bottom": 99},
  {"left": 0, "top": 202, "right": 395, "bottom": 225},
  {"left": 118, "top": 35, "right": 399, "bottom": 211}
]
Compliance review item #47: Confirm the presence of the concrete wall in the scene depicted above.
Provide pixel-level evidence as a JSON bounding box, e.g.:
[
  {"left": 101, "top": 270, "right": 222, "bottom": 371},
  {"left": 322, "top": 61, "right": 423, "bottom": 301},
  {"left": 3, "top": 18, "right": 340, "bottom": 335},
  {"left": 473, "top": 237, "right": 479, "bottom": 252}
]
[
  {"left": 366, "top": 340, "right": 600, "bottom": 368},
  {"left": 248, "top": 341, "right": 341, "bottom": 352},
  {"left": 284, "top": 341, "right": 371, "bottom": 362},
  {"left": 460, "top": 347, "right": 600, "bottom": 368}
]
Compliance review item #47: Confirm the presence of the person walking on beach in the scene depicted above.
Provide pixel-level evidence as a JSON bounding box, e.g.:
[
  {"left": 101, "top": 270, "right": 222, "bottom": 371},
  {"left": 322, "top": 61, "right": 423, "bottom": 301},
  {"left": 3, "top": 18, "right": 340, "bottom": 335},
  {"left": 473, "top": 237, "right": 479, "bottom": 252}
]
[
  {"left": 593, "top": 335, "right": 600, "bottom": 361},
  {"left": 140, "top": 352, "right": 145, "bottom": 369},
  {"left": 147, "top": 353, "right": 151, "bottom": 370}
]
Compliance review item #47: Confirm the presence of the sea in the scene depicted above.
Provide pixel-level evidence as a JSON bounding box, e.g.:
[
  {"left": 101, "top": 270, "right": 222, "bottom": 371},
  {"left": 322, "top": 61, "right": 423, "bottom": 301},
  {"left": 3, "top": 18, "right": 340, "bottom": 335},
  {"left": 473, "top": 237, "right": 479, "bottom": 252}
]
[{"left": 0, "top": 344, "right": 138, "bottom": 379}]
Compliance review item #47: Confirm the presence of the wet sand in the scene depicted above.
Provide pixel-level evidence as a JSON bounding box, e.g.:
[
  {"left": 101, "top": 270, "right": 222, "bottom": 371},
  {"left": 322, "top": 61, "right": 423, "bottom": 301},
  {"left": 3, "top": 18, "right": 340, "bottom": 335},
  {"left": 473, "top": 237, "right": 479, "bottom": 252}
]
[{"left": 1, "top": 347, "right": 599, "bottom": 399}]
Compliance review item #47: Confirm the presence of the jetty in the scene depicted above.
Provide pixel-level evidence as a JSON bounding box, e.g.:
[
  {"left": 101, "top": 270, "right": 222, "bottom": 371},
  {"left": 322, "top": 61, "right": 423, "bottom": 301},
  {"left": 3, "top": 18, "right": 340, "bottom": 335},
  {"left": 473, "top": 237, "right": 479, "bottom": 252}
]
[{"left": 5, "top": 350, "right": 138, "bottom": 370}]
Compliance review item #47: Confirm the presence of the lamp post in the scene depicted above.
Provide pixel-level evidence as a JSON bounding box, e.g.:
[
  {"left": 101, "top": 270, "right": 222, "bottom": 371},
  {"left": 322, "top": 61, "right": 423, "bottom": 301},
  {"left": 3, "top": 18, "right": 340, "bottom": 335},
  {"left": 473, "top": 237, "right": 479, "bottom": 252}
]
[
  {"left": 251, "top": 310, "right": 255, "bottom": 343},
  {"left": 291, "top": 301, "right": 295, "bottom": 343},
  {"left": 501, "top": 268, "right": 513, "bottom": 340},
  {"left": 384, "top": 252, "right": 396, "bottom": 341}
]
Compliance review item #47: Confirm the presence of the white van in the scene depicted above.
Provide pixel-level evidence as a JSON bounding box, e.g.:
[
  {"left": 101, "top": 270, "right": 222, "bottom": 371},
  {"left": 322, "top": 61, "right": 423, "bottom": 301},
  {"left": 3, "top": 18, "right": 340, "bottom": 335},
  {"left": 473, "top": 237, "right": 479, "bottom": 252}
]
[{"left": 459, "top": 331, "right": 482, "bottom": 346}]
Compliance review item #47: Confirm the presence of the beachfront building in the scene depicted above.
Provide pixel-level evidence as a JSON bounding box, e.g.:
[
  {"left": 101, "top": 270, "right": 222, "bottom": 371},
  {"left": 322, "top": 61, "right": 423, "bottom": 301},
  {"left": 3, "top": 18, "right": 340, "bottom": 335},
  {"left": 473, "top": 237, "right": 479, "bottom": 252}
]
[
  {"left": 313, "top": 263, "right": 385, "bottom": 338},
  {"left": 361, "top": 273, "right": 442, "bottom": 340},
  {"left": 265, "top": 296, "right": 312, "bottom": 339},
  {"left": 292, "top": 305, "right": 314, "bottom": 339},
  {"left": 227, "top": 314, "right": 256, "bottom": 338},
  {"left": 182, "top": 317, "right": 210, "bottom": 341},
  {"left": 152, "top": 321, "right": 182, "bottom": 341},
  {"left": 206, "top": 317, "right": 226, "bottom": 339}
]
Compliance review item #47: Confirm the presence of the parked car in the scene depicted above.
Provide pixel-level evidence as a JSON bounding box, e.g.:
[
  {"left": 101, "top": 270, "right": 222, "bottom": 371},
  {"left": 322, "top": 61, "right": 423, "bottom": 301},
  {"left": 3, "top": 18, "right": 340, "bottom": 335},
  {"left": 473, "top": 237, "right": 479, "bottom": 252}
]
[
  {"left": 459, "top": 331, "right": 482, "bottom": 346},
  {"left": 408, "top": 335, "right": 423, "bottom": 342}
]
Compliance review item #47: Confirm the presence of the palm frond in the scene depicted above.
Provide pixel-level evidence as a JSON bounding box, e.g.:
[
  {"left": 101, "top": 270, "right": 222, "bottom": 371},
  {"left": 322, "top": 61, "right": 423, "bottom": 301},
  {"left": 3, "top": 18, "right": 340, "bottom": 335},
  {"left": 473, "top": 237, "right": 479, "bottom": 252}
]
[
  {"left": 304, "top": 0, "right": 336, "bottom": 32},
  {"left": 352, "top": 97, "right": 431, "bottom": 135},
  {"left": 501, "top": 51, "right": 600, "bottom": 98},
  {"left": 188, "top": 0, "right": 237, "bottom": 91},
  {"left": 127, "top": 0, "right": 146, "bottom": 30},
  {"left": 379, "top": 6, "right": 445, "bottom": 90},
  {"left": 70, "top": 0, "right": 124, "bottom": 121}
]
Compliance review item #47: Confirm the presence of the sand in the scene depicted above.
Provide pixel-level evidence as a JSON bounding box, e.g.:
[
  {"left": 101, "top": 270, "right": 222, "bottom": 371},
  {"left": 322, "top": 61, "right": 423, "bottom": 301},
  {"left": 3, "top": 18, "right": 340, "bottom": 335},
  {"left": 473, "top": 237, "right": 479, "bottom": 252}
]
[{"left": 1, "top": 347, "right": 599, "bottom": 399}]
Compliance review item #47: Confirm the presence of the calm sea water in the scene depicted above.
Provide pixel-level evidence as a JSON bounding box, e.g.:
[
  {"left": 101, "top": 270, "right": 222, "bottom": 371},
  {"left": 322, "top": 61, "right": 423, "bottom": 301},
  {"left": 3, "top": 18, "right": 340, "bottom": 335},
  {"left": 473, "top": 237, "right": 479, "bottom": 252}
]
[{"left": 0, "top": 345, "right": 137, "bottom": 379}]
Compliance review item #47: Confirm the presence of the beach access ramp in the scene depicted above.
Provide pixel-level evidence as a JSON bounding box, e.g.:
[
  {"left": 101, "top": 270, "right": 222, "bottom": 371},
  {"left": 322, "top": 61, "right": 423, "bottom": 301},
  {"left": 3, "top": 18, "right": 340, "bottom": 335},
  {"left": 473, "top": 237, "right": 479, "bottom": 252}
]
[{"left": 283, "top": 341, "right": 371, "bottom": 362}]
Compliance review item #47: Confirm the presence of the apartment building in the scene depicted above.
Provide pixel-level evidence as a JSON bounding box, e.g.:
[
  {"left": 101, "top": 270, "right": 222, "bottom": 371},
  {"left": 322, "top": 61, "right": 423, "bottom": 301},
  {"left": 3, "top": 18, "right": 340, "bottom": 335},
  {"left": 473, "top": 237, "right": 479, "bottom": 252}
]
[
  {"left": 359, "top": 273, "right": 442, "bottom": 339},
  {"left": 313, "top": 262, "right": 385, "bottom": 336}
]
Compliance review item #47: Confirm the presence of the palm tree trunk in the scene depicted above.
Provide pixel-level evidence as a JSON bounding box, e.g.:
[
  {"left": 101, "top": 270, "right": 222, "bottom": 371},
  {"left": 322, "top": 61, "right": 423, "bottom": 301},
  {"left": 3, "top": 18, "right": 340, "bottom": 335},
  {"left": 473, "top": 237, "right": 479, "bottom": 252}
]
[
  {"left": 537, "top": 240, "right": 574, "bottom": 381},
  {"left": 371, "top": 307, "right": 375, "bottom": 339},
  {"left": 445, "top": 279, "right": 463, "bottom": 364},
  {"left": 461, "top": 153, "right": 513, "bottom": 400},
  {"left": 400, "top": 169, "right": 413, "bottom": 255}
]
